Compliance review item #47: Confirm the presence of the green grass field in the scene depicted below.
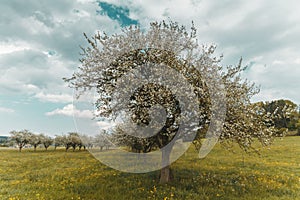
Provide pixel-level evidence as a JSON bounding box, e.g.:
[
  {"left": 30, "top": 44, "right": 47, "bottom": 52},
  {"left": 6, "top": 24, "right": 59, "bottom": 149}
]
[{"left": 0, "top": 136, "right": 299, "bottom": 200}]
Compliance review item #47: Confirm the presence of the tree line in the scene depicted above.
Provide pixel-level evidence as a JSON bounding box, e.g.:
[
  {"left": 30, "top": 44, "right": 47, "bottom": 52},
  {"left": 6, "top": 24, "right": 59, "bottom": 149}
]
[{"left": 8, "top": 130, "right": 112, "bottom": 152}]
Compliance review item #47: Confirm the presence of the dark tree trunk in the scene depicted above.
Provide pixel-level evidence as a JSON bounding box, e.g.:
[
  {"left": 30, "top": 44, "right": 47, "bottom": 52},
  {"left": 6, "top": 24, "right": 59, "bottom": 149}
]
[{"left": 159, "top": 147, "right": 173, "bottom": 184}]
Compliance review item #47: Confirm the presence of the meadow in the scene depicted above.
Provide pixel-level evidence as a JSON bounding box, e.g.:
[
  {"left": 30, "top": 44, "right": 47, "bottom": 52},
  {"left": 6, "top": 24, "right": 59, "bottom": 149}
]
[{"left": 0, "top": 136, "right": 299, "bottom": 200}]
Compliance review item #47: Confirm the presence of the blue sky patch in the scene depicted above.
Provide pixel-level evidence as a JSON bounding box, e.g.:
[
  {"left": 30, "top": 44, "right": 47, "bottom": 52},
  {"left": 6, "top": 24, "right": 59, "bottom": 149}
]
[
  {"left": 48, "top": 50, "right": 56, "bottom": 56},
  {"left": 97, "top": 1, "right": 138, "bottom": 27}
]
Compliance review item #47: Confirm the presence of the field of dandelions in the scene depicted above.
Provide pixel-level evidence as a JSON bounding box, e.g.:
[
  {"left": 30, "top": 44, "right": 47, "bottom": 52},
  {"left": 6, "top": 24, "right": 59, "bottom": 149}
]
[{"left": 0, "top": 136, "right": 299, "bottom": 200}]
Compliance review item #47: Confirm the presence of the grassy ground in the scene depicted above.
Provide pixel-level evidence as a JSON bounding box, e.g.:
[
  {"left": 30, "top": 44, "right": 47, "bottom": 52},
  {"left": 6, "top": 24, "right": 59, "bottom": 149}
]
[{"left": 0, "top": 137, "right": 299, "bottom": 200}]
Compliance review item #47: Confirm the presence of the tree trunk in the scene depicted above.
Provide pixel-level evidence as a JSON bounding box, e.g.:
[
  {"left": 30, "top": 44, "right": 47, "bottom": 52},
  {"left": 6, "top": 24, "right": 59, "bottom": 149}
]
[
  {"left": 159, "top": 165, "right": 172, "bottom": 184},
  {"left": 159, "top": 147, "right": 172, "bottom": 184}
]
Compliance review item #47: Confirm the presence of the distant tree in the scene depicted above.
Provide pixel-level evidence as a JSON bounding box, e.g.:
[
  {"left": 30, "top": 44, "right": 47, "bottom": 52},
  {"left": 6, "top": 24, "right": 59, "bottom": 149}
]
[
  {"left": 112, "top": 125, "right": 155, "bottom": 153},
  {"left": 28, "top": 133, "right": 42, "bottom": 151},
  {"left": 0, "top": 136, "right": 9, "bottom": 147},
  {"left": 40, "top": 134, "right": 53, "bottom": 150},
  {"left": 66, "top": 132, "right": 82, "bottom": 151},
  {"left": 54, "top": 133, "right": 88, "bottom": 151},
  {"left": 80, "top": 135, "right": 94, "bottom": 149},
  {"left": 94, "top": 130, "right": 111, "bottom": 151},
  {"left": 10, "top": 130, "right": 32, "bottom": 152},
  {"left": 255, "top": 99, "right": 299, "bottom": 135},
  {"left": 54, "top": 135, "right": 66, "bottom": 150},
  {"left": 0, "top": 136, "right": 8, "bottom": 144}
]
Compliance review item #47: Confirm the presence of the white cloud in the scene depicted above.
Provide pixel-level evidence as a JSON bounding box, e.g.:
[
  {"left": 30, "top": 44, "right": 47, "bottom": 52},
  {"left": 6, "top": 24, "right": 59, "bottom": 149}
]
[
  {"left": 20, "top": 16, "right": 53, "bottom": 35},
  {"left": 35, "top": 92, "right": 73, "bottom": 103},
  {"left": 0, "top": 107, "right": 14, "bottom": 113},
  {"left": 96, "top": 120, "right": 115, "bottom": 131},
  {"left": 294, "top": 58, "right": 300, "bottom": 64},
  {"left": 46, "top": 104, "right": 93, "bottom": 118},
  {"left": 0, "top": 41, "right": 31, "bottom": 55},
  {"left": 272, "top": 60, "right": 284, "bottom": 65}
]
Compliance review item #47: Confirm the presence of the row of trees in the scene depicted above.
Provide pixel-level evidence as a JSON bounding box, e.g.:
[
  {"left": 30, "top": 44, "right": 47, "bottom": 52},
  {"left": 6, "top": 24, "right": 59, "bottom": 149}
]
[
  {"left": 10, "top": 130, "right": 53, "bottom": 151},
  {"left": 9, "top": 130, "right": 111, "bottom": 152}
]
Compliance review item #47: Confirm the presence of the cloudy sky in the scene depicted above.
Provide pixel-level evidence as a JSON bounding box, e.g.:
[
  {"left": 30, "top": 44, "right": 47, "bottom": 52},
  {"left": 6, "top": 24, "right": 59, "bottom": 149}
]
[{"left": 0, "top": 0, "right": 299, "bottom": 136}]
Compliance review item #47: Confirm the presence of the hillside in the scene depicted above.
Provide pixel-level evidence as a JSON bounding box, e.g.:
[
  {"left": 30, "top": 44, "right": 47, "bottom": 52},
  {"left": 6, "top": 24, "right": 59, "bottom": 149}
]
[{"left": 0, "top": 136, "right": 8, "bottom": 142}]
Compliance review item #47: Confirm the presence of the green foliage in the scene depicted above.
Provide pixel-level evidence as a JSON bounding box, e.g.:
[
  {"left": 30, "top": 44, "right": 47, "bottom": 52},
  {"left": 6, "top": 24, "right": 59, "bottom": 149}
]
[
  {"left": 0, "top": 137, "right": 299, "bottom": 199},
  {"left": 0, "top": 136, "right": 8, "bottom": 142},
  {"left": 254, "top": 99, "right": 300, "bottom": 135},
  {"left": 0, "top": 136, "right": 9, "bottom": 147}
]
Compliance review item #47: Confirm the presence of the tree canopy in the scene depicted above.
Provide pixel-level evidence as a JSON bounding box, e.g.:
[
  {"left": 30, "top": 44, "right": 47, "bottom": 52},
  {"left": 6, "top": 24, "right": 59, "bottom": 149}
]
[
  {"left": 10, "top": 130, "right": 32, "bottom": 152},
  {"left": 65, "top": 21, "right": 277, "bottom": 183}
]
